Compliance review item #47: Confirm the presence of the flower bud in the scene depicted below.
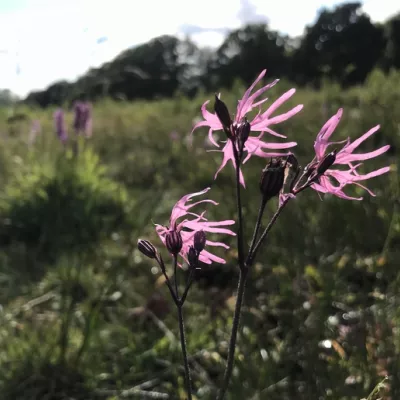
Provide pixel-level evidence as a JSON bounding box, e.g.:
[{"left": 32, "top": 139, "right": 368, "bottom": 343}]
[
  {"left": 214, "top": 95, "right": 232, "bottom": 132},
  {"left": 137, "top": 239, "right": 158, "bottom": 259},
  {"left": 317, "top": 149, "right": 337, "bottom": 174},
  {"left": 193, "top": 230, "right": 206, "bottom": 253},
  {"left": 188, "top": 246, "right": 198, "bottom": 268},
  {"left": 259, "top": 158, "right": 286, "bottom": 200},
  {"left": 165, "top": 230, "right": 183, "bottom": 255}
]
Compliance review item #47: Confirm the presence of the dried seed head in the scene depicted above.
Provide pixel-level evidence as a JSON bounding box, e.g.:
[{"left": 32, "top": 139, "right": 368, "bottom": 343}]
[
  {"left": 193, "top": 230, "right": 206, "bottom": 253},
  {"left": 165, "top": 230, "right": 183, "bottom": 255},
  {"left": 137, "top": 239, "right": 158, "bottom": 259},
  {"left": 259, "top": 158, "right": 286, "bottom": 200}
]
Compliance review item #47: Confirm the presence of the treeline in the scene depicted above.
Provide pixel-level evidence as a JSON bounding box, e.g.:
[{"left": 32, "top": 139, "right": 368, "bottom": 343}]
[{"left": 25, "top": 2, "right": 400, "bottom": 107}]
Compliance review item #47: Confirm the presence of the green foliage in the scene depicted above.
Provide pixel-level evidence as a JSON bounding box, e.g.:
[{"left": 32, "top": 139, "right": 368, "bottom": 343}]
[
  {"left": 0, "top": 148, "right": 128, "bottom": 262},
  {"left": 0, "top": 70, "right": 399, "bottom": 399}
]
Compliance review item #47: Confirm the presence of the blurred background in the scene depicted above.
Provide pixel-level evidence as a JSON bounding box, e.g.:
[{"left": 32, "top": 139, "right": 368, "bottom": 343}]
[{"left": 0, "top": 0, "right": 399, "bottom": 399}]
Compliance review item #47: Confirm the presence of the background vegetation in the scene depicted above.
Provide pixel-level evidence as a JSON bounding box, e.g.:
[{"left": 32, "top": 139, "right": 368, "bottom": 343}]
[{"left": 0, "top": 2, "right": 399, "bottom": 399}]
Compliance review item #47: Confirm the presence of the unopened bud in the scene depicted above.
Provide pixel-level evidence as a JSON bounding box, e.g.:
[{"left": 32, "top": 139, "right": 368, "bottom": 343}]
[
  {"left": 260, "top": 158, "right": 286, "bottom": 200},
  {"left": 194, "top": 230, "right": 206, "bottom": 253},
  {"left": 137, "top": 239, "right": 158, "bottom": 259},
  {"left": 237, "top": 119, "right": 251, "bottom": 153},
  {"left": 188, "top": 246, "right": 198, "bottom": 268},
  {"left": 214, "top": 95, "right": 232, "bottom": 132},
  {"left": 165, "top": 230, "right": 183, "bottom": 255},
  {"left": 317, "top": 149, "right": 337, "bottom": 174}
]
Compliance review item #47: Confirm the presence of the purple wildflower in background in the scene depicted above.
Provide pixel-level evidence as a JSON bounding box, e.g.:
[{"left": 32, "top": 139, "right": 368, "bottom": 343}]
[
  {"left": 54, "top": 108, "right": 68, "bottom": 144},
  {"left": 192, "top": 70, "right": 303, "bottom": 186},
  {"left": 155, "top": 188, "right": 235, "bottom": 265},
  {"left": 309, "top": 108, "right": 390, "bottom": 200},
  {"left": 73, "top": 101, "right": 93, "bottom": 137}
]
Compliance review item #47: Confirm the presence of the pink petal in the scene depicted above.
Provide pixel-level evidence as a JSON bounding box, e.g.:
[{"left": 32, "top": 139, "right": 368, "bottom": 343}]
[
  {"left": 351, "top": 166, "right": 391, "bottom": 181},
  {"left": 340, "top": 125, "right": 380, "bottom": 154},
  {"left": 236, "top": 79, "right": 279, "bottom": 121},
  {"left": 236, "top": 69, "right": 267, "bottom": 119},
  {"left": 201, "top": 100, "right": 222, "bottom": 127},
  {"left": 266, "top": 104, "right": 304, "bottom": 126},
  {"left": 336, "top": 145, "right": 390, "bottom": 163},
  {"left": 258, "top": 88, "right": 296, "bottom": 120}
]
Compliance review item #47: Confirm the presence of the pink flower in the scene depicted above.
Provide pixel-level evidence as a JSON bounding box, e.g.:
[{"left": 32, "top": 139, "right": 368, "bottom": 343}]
[
  {"left": 192, "top": 70, "right": 303, "bottom": 186},
  {"left": 155, "top": 188, "right": 235, "bottom": 265},
  {"left": 310, "top": 108, "right": 390, "bottom": 200}
]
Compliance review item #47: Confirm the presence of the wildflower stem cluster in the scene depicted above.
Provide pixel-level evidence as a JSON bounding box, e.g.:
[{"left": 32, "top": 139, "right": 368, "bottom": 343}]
[{"left": 139, "top": 69, "right": 390, "bottom": 399}]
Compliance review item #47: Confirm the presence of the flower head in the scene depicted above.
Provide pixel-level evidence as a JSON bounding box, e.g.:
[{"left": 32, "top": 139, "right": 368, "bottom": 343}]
[
  {"left": 192, "top": 70, "right": 303, "bottom": 186},
  {"left": 155, "top": 188, "right": 235, "bottom": 265},
  {"left": 309, "top": 108, "right": 390, "bottom": 200}
]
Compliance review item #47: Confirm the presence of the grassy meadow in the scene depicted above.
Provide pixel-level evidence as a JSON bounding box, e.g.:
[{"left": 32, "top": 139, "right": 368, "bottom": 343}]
[{"left": 0, "top": 68, "right": 399, "bottom": 399}]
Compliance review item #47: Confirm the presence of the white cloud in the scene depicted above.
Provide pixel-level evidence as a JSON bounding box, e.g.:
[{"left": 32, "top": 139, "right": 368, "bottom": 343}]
[{"left": 0, "top": 0, "right": 398, "bottom": 97}]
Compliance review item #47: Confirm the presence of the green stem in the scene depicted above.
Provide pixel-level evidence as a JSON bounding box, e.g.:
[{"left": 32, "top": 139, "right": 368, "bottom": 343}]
[
  {"left": 248, "top": 198, "right": 290, "bottom": 265},
  {"left": 177, "top": 305, "right": 192, "bottom": 400},
  {"left": 246, "top": 197, "right": 267, "bottom": 266},
  {"left": 217, "top": 268, "right": 248, "bottom": 400},
  {"left": 232, "top": 142, "right": 245, "bottom": 269}
]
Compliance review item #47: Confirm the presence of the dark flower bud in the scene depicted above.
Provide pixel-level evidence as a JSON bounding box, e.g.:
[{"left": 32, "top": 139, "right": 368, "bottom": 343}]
[
  {"left": 214, "top": 95, "right": 232, "bottom": 133},
  {"left": 317, "top": 149, "right": 337, "bottom": 175},
  {"left": 194, "top": 230, "right": 206, "bottom": 253},
  {"left": 260, "top": 158, "right": 286, "bottom": 200},
  {"left": 188, "top": 246, "right": 198, "bottom": 268},
  {"left": 165, "top": 230, "right": 183, "bottom": 255},
  {"left": 137, "top": 239, "right": 158, "bottom": 259},
  {"left": 237, "top": 119, "right": 251, "bottom": 153}
]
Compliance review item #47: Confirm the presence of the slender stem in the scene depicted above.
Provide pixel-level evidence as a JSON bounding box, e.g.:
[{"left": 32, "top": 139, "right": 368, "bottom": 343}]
[
  {"left": 248, "top": 198, "right": 290, "bottom": 265},
  {"left": 177, "top": 305, "right": 192, "bottom": 400},
  {"left": 173, "top": 255, "right": 179, "bottom": 299},
  {"left": 246, "top": 197, "right": 267, "bottom": 266},
  {"left": 180, "top": 271, "right": 194, "bottom": 305},
  {"left": 248, "top": 184, "right": 310, "bottom": 266},
  {"left": 217, "top": 268, "right": 248, "bottom": 400},
  {"left": 157, "top": 256, "right": 178, "bottom": 304},
  {"left": 232, "top": 142, "right": 245, "bottom": 269},
  {"left": 74, "top": 301, "right": 100, "bottom": 367}
]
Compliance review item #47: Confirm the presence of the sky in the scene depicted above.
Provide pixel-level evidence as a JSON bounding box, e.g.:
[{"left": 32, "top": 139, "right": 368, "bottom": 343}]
[{"left": 0, "top": 0, "right": 398, "bottom": 98}]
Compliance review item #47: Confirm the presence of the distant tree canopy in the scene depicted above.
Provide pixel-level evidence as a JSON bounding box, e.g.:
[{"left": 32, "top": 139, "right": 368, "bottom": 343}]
[
  {"left": 23, "top": 1, "right": 400, "bottom": 108},
  {"left": 0, "top": 89, "right": 18, "bottom": 106}
]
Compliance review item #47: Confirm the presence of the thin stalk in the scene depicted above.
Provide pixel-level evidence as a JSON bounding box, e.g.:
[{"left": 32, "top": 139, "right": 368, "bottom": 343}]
[
  {"left": 216, "top": 140, "right": 248, "bottom": 399},
  {"left": 177, "top": 305, "right": 192, "bottom": 400},
  {"left": 217, "top": 268, "right": 248, "bottom": 400},
  {"left": 248, "top": 184, "right": 309, "bottom": 265},
  {"left": 248, "top": 198, "right": 290, "bottom": 265},
  {"left": 180, "top": 271, "right": 194, "bottom": 305},
  {"left": 232, "top": 143, "right": 245, "bottom": 269},
  {"left": 157, "top": 256, "right": 178, "bottom": 304},
  {"left": 246, "top": 197, "right": 267, "bottom": 266},
  {"left": 173, "top": 255, "right": 179, "bottom": 298},
  {"left": 74, "top": 302, "right": 100, "bottom": 367}
]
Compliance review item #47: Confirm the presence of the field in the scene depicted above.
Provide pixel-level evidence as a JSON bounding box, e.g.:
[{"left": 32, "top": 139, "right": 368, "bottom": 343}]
[{"left": 0, "top": 69, "right": 399, "bottom": 399}]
